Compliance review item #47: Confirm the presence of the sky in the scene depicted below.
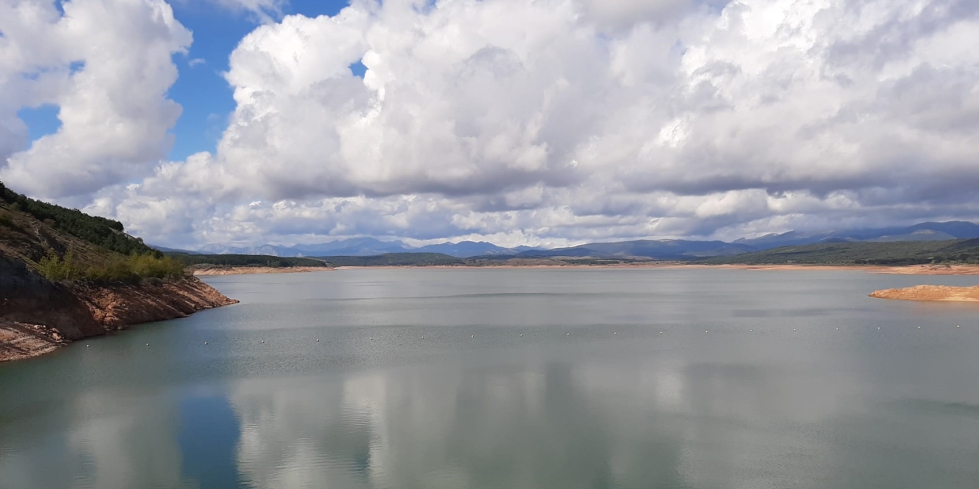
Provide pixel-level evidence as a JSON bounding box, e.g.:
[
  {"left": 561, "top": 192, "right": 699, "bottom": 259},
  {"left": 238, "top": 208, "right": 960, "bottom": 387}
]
[{"left": 1, "top": 0, "right": 978, "bottom": 249}]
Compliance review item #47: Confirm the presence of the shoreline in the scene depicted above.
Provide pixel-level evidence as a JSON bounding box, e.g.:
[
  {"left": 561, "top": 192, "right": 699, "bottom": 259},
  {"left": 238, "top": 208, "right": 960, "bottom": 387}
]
[
  {"left": 192, "top": 266, "right": 334, "bottom": 276},
  {"left": 318, "top": 263, "right": 979, "bottom": 275}
]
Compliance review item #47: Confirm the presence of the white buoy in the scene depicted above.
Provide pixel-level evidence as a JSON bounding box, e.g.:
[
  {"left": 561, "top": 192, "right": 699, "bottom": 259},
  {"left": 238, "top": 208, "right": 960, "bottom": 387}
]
[
  {"left": 793, "top": 328, "right": 797, "bottom": 331},
  {"left": 836, "top": 327, "right": 839, "bottom": 330},
  {"left": 520, "top": 333, "right": 524, "bottom": 337},
  {"left": 660, "top": 331, "right": 663, "bottom": 334},
  {"left": 957, "top": 325, "right": 961, "bottom": 328},
  {"left": 86, "top": 344, "right": 90, "bottom": 347},
  {"left": 471, "top": 334, "right": 475, "bottom": 338},
  {"left": 613, "top": 332, "right": 617, "bottom": 335},
  {"left": 261, "top": 340, "right": 265, "bottom": 343},
  {"left": 204, "top": 341, "right": 208, "bottom": 345},
  {"left": 316, "top": 339, "right": 320, "bottom": 342},
  {"left": 705, "top": 331, "right": 708, "bottom": 334},
  {"left": 749, "top": 329, "right": 752, "bottom": 332},
  {"left": 918, "top": 326, "right": 921, "bottom": 329},
  {"left": 146, "top": 343, "right": 149, "bottom": 346},
  {"left": 421, "top": 336, "right": 425, "bottom": 340},
  {"left": 878, "top": 327, "right": 881, "bottom": 330},
  {"left": 567, "top": 332, "right": 570, "bottom": 336}
]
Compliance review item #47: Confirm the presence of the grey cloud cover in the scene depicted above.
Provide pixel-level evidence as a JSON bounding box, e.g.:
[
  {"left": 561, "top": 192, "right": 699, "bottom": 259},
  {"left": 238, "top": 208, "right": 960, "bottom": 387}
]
[{"left": 2, "top": 0, "right": 979, "bottom": 248}]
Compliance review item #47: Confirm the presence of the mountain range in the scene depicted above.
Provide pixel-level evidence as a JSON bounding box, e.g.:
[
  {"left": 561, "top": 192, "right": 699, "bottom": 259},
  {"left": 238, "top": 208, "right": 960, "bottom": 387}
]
[{"left": 164, "top": 221, "right": 979, "bottom": 260}]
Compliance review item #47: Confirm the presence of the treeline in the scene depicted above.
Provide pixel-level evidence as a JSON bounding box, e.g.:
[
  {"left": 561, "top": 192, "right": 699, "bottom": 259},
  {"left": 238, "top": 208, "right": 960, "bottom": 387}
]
[
  {"left": 38, "top": 252, "right": 185, "bottom": 284},
  {"left": 701, "top": 239, "right": 979, "bottom": 266},
  {"left": 0, "top": 180, "right": 157, "bottom": 257},
  {"left": 167, "top": 253, "right": 331, "bottom": 268}
]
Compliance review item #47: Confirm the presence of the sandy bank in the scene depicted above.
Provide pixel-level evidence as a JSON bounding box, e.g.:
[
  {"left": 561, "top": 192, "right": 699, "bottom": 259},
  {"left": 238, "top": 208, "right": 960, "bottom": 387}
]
[
  {"left": 193, "top": 266, "right": 333, "bottom": 276},
  {"left": 870, "top": 285, "right": 979, "bottom": 302}
]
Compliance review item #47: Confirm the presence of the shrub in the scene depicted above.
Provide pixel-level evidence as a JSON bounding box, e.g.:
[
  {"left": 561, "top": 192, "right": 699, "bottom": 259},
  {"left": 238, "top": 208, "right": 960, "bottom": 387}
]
[
  {"left": 38, "top": 251, "right": 186, "bottom": 284},
  {"left": 37, "top": 251, "right": 83, "bottom": 282}
]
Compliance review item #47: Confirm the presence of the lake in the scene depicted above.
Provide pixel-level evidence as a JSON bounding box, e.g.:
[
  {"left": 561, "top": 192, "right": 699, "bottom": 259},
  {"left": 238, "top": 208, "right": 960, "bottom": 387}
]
[{"left": 1, "top": 268, "right": 979, "bottom": 489}]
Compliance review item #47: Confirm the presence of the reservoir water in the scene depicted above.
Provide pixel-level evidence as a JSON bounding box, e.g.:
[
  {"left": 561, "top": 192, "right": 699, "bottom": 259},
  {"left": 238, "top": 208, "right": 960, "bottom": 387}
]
[{"left": 1, "top": 268, "right": 979, "bottom": 489}]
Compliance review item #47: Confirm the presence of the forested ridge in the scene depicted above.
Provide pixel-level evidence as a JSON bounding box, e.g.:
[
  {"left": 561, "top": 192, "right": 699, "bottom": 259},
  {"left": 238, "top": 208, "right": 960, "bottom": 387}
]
[
  {"left": 167, "top": 253, "right": 331, "bottom": 268},
  {"left": 0, "top": 180, "right": 157, "bottom": 257}
]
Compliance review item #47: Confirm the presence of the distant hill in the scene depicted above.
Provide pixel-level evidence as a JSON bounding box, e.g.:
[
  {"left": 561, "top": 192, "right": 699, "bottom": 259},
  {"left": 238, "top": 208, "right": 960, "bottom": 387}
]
[
  {"left": 702, "top": 240, "right": 979, "bottom": 266},
  {"left": 517, "top": 239, "right": 755, "bottom": 260},
  {"left": 195, "top": 238, "right": 533, "bottom": 258},
  {"left": 165, "top": 253, "right": 331, "bottom": 269},
  {"left": 735, "top": 221, "right": 979, "bottom": 248},
  {"left": 322, "top": 253, "right": 465, "bottom": 267},
  {"left": 187, "top": 220, "right": 979, "bottom": 260},
  {"left": 413, "top": 241, "right": 516, "bottom": 256}
]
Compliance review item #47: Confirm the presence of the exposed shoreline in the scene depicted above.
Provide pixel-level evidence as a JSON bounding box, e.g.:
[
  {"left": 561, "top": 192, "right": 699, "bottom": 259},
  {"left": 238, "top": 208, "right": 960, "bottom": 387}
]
[
  {"left": 304, "top": 263, "right": 979, "bottom": 275},
  {"left": 192, "top": 266, "right": 333, "bottom": 276},
  {"left": 870, "top": 285, "right": 979, "bottom": 302}
]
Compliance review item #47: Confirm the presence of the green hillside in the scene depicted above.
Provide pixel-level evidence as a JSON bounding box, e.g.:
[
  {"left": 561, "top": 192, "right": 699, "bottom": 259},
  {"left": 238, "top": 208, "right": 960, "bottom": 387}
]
[
  {"left": 0, "top": 181, "right": 182, "bottom": 283},
  {"left": 0, "top": 181, "right": 156, "bottom": 257}
]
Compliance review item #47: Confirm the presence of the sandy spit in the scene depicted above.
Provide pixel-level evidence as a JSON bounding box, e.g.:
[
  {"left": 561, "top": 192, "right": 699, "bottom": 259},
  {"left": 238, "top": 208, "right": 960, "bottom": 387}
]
[{"left": 870, "top": 285, "right": 979, "bottom": 302}]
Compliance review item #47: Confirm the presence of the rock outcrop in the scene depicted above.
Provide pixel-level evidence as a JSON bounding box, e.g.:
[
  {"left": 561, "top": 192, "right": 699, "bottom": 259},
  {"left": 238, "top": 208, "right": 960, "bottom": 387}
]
[{"left": 0, "top": 255, "right": 237, "bottom": 362}]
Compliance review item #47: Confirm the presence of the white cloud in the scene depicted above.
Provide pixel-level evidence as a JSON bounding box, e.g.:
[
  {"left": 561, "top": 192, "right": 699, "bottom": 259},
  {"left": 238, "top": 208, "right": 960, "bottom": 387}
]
[
  {"left": 9, "top": 0, "right": 979, "bottom": 247},
  {"left": 0, "top": 0, "right": 191, "bottom": 199}
]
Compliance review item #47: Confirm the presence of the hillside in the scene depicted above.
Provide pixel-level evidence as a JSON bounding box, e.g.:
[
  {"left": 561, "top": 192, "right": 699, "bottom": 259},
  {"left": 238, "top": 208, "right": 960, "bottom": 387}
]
[
  {"left": 517, "top": 239, "right": 753, "bottom": 260},
  {"left": 0, "top": 183, "right": 237, "bottom": 362},
  {"left": 701, "top": 240, "right": 979, "bottom": 266}
]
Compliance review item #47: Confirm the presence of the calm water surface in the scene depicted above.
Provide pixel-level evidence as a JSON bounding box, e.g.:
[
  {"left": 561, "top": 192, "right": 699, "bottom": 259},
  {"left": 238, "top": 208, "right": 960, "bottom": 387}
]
[{"left": 2, "top": 268, "right": 979, "bottom": 489}]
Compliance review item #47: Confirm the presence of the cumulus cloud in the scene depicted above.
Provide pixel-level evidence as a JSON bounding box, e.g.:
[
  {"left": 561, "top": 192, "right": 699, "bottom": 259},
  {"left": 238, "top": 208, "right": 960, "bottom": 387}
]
[
  {"left": 8, "top": 0, "right": 979, "bottom": 247},
  {"left": 0, "top": 0, "right": 191, "bottom": 199}
]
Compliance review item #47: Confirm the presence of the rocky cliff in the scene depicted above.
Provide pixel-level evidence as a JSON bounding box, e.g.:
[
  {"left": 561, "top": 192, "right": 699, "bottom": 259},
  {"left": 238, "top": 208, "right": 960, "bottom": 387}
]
[{"left": 1, "top": 254, "right": 236, "bottom": 361}]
